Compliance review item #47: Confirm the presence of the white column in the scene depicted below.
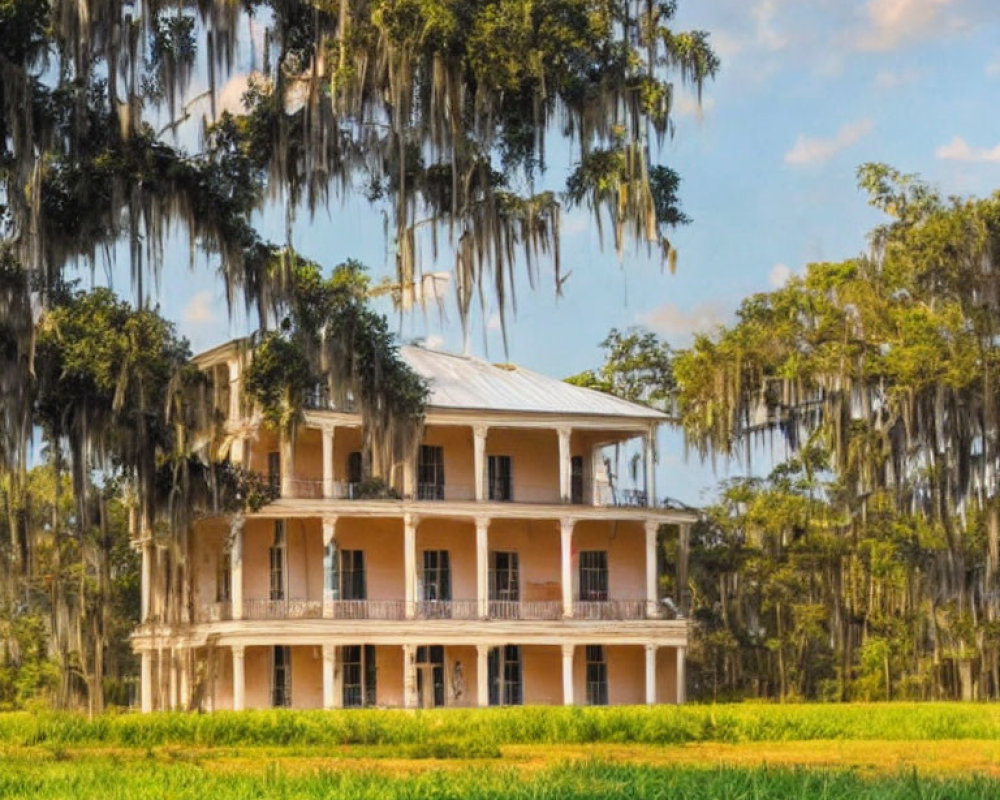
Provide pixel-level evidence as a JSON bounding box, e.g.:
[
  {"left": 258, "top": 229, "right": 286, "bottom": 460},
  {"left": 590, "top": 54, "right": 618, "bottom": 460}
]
[
  {"left": 158, "top": 649, "right": 168, "bottom": 710},
  {"left": 140, "top": 651, "right": 153, "bottom": 713},
  {"left": 231, "top": 517, "right": 244, "bottom": 620},
  {"left": 140, "top": 539, "right": 152, "bottom": 622},
  {"left": 404, "top": 514, "right": 417, "bottom": 619},
  {"left": 476, "top": 517, "right": 489, "bottom": 618},
  {"left": 645, "top": 520, "right": 659, "bottom": 618},
  {"left": 280, "top": 431, "right": 294, "bottom": 498},
  {"left": 644, "top": 426, "right": 657, "bottom": 507},
  {"left": 322, "top": 427, "right": 335, "bottom": 499},
  {"left": 558, "top": 427, "right": 572, "bottom": 503},
  {"left": 322, "top": 516, "right": 338, "bottom": 618},
  {"left": 403, "top": 456, "right": 415, "bottom": 499},
  {"left": 232, "top": 645, "right": 246, "bottom": 711},
  {"left": 230, "top": 436, "right": 246, "bottom": 465},
  {"left": 227, "top": 358, "right": 241, "bottom": 424},
  {"left": 322, "top": 644, "right": 336, "bottom": 709},
  {"left": 645, "top": 644, "right": 657, "bottom": 705},
  {"left": 178, "top": 647, "right": 189, "bottom": 711},
  {"left": 403, "top": 644, "right": 417, "bottom": 708},
  {"left": 473, "top": 425, "right": 488, "bottom": 501},
  {"left": 675, "top": 646, "right": 686, "bottom": 705},
  {"left": 476, "top": 644, "right": 490, "bottom": 707},
  {"left": 560, "top": 518, "right": 574, "bottom": 618},
  {"left": 561, "top": 644, "right": 575, "bottom": 706},
  {"left": 677, "top": 523, "right": 690, "bottom": 616}
]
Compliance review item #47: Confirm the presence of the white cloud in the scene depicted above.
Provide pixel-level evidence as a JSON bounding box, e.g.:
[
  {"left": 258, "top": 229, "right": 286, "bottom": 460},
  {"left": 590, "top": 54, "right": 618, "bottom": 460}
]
[
  {"left": 935, "top": 136, "right": 1000, "bottom": 162},
  {"left": 709, "top": 30, "right": 745, "bottom": 59},
  {"left": 753, "top": 0, "right": 790, "bottom": 52},
  {"left": 486, "top": 312, "right": 502, "bottom": 331},
  {"left": 637, "top": 302, "right": 725, "bottom": 340},
  {"left": 182, "top": 290, "right": 216, "bottom": 324},
  {"left": 855, "top": 0, "right": 965, "bottom": 52},
  {"left": 769, "top": 263, "right": 792, "bottom": 288},
  {"left": 673, "top": 92, "right": 716, "bottom": 120},
  {"left": 874, "top": 68, "right": 918, "bottom": 89},
  {"left": 987, "top": 58, "right": 1000, "bottom": 77},
  {"left": 784, "top": 119, "right": 874, "bottom": 166}
]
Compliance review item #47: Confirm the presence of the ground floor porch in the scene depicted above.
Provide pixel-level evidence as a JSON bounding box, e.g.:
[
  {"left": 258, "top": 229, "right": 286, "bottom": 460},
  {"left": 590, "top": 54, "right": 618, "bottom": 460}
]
[{"left": 139, "top": 641, "right": 685, "bottom": 711}]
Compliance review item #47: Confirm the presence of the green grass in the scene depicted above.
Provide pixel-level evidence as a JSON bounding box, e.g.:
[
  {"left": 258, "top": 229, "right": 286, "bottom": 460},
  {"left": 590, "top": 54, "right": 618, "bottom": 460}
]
[
  {"left": 4, "top": 703, "right": 1000, "bottom": 748},
  {"left": 4, "top": 706, "right": 1000, "bottom": 799},
  {"left": 0, "top": 759, "right": 997, "bottom": 800}
]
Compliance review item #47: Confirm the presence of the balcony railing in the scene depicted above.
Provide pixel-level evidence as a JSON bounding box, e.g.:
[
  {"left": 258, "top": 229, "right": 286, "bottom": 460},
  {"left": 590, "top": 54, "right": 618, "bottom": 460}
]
[
  {"left": 244, "top": 598, "right": 323, "bottom": 619},
  {"left": 488, "top": 600, "right": 562, "bottom": 620},
  {"left": 197, "top": 598, "right": 665, "bottom": 622},
  {"left": 197, "top": 601, "right": 232, "bottom": 622},
  {"left": 302, "top": 386, "right": 357, "bottom": 413},
  {"left": 325, "top": 599, "right": 406, "bottom": 620},
  {"left": 414, "top": 599, "right": 479, "bottom": 619},
  {"left": 272, "top": 477, "right": 657, "bottom": 507},
  {"left": 572, "top": 599, "right": 651, "bottom": 620}
]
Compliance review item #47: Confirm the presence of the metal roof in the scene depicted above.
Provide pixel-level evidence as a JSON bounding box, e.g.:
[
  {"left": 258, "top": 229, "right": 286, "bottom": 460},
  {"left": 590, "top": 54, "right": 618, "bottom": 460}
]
[{"left": 400, "top": 346, "right": 667, "bottom": 420}]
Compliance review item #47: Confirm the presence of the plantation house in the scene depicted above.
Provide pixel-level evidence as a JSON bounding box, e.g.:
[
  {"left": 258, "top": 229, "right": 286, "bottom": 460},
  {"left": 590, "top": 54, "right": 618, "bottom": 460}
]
[{"left": 132, "top": 341, "right": 694, "bottom": 710}]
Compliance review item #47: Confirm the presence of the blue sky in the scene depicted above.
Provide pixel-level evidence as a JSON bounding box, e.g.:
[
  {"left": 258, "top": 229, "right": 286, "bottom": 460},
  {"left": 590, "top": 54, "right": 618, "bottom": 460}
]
[{"left": 75, "top": 0, "right": 1000, "bottom": 505}]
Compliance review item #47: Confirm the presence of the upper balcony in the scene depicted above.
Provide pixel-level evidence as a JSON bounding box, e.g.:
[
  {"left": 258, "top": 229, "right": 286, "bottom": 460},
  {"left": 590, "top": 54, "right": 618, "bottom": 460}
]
[
  {"left": 242, "top": 418, "right": 676, "bottom": 519},
  {"left": 195, "top": 597, "right": 667, "bottom": 623}
]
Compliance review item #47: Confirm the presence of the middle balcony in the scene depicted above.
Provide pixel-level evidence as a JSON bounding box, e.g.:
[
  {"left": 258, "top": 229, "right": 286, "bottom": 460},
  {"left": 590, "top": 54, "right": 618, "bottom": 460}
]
[{"left": 192, "top": 516, "right": 673, "bottom": 624}]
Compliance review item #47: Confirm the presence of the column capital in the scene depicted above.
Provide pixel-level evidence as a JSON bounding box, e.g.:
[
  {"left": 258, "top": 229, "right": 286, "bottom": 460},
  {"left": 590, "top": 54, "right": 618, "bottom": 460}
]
[
  {"left": 474, "top": 515, "right": 490, "bottom": 531},
  {"left": 473, "top": 423, "right": 489, "bottom": 439},
  {"left": 560, "top": 517, "right": 576, "bottom": 532},
  {"left": 232, "top": 644, "right": 245, "bottom": 658},
  {"left": 645, "top": 519, "right": 660, "bottom": 536},
  {"left": 561, "top": 643, "right": 575, "bottom": 658},
  {"left": 557, "top": 426, "right": 572, "bottom": 440},
  {"left": 403, "top": 512, "right": 420, "bottom": 528},
  {"left": 645, "top": 643, "right": 658, "bottom": 654}
]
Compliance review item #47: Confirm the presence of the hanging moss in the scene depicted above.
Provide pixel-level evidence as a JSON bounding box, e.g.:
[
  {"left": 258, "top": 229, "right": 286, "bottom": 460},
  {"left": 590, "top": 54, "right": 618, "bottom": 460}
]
[{"left": 245, "top": 256, "right": 428, "bottom": 484}]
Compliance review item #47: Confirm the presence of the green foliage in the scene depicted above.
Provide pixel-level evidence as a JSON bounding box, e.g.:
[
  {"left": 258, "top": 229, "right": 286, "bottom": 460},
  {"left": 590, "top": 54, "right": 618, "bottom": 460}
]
[
  {"left": 667, "top": 166, "right": 1000, "bottom": 702},
  {"left": 243, "top": 332, "right": 313, "bottom": 430},
  {"left": 565, "top": 328, "right": 674, "bottom": 411},
  {"left": 10, "top": 704, "right": 1000, "bottom": 747},
  {"left": 245, "top": 257, "right": 428, "bottom": 482},
  {"left": 214, "top": 463, "right": 281, "bottom": 513},
  {"left": 0, "top": 615, "right": 59, "bottom": 709},
  {"left": 1, "top": 755, "right": 998, "bottom": 800}
]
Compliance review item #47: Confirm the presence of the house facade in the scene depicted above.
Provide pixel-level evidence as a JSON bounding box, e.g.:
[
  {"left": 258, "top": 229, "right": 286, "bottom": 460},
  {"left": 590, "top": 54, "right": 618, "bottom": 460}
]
[{"left": 132, "top": 342, "right": 695, "bottom": 711}]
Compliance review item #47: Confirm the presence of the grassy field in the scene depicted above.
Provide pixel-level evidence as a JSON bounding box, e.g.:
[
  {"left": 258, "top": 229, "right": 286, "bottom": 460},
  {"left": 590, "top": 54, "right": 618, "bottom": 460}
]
[{"left": 4, "top": 705, "right": 1000, "bottom": 798}]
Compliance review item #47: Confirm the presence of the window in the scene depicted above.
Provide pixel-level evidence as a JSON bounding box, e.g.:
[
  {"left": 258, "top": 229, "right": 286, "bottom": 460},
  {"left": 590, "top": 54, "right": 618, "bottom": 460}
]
[
  {"left": 342, "top": 645, "right": 377, "bottom": 708},
  {"left": 346, "top": 451, "right": 362, "bottom": 497},
  {"left": 488, "top": 645, "right": 523, "bottom": 706},
  {"left": 585, "top": 645, "right": 608, "bottom": 706},
  {"left": 416, "top": 645, "right": 445, "bottom": 708},
  {"left": 340, "top": 550, "right": 366, "bottom": 600},
  {"left": 488, "top": 455, "right": 513, "bottom": 501},
  {"left": 272, "top": 646, "right": 291, "bottom": 707},
  {"left": 216, "top": 548, "right": 231, "bottom": 603},
  {"left": 267, "top": 451, "right": 281, "bottom": 494},
  {"left": 422, "top": 550, "right": 451, "bottom": 601},
  {"left": 269, "top": 521, "right": 286, "bottom": 601},
  {"left": 571, "top": 455, "right": 584, "bottom": 504},
  {"left": 417, "top": 445, "right": 445, "bottom": 499},
  {"left": 489, "top": 551, "right": 520, "bottom": 601},
  {"left": 579, "top": 551, "right": 608, "bottom": 601}
]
